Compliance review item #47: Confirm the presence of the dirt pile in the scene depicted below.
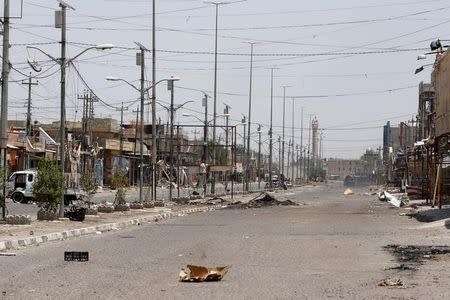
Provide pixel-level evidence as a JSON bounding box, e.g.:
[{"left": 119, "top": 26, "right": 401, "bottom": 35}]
[{"left": 228, "top": 193, "right": 298, "bottom": 209}]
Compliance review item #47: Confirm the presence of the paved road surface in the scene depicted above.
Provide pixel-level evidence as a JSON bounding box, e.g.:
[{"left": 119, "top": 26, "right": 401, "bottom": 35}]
[{"left": 1, "top": 183, "right": 449, "bottom": 299}]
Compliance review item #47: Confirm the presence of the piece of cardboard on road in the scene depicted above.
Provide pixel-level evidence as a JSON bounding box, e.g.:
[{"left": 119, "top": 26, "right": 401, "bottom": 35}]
[{"left": 179, "top": 265, "right": 230, "bottom": 282}]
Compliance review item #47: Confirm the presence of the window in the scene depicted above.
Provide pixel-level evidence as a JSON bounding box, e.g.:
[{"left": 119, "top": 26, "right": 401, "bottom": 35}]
[{"left": 28, "top": 174, "right": 34, "bottom": 182}]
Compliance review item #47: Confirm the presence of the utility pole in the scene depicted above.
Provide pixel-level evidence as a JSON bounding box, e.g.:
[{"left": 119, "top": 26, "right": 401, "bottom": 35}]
[
  {"left": 209, "top": 2, "right": 223, "bottom": 195},
  {"left": 288, "top": 140, "right": 293, "bottom": 181},
  {"left": 242, "top": 115, "right": 246, "bottom": 193},
  {"left": 268, "top": 68, "right": 274, "bottom": 190},
  {"left": 257, "top": 124, "right": 262, "bottom": 190},
  {"left": 281, "top": 86, "right": 288, "bottom": 177},
  {"left": 1, "top": 0, "right": 10, "bottom": 219},
  {"left": 278, "top": 136, "right": 281, "bottom": 181},
  {"left": 246, "top": 43, "right": 254, "bottom": 192},
  {"left": 117, "top": 102, "right": 128, "bottom": 158},
  {"left": 151, "top": 0, "right": 157, "bottom": 202},
  {"left": 307, "top": 115, "right": 312, "bottom": 183},
  {"left": 137, "top": 46, "right": 145, "bottom": 203},
  {"left": 202, "top": 94, "right": 208, "bottom": 165},
  {"left": 303, "top": 147, "right": 307, "bottom": 181},
  {"left": 168, "top": 79, "right": 175, "bottom": 202},
  {"left": 300, "top": 107, "right": 304, "bottom": 181},
  {"left": 22, "top": 74, "right": 38, "bottom": 138},
  {"left": 22, "top": 74, "right": 38, "bottom": 169},
  {"left": 224, "top": 103, "right": 230, "bottom": 192},
  {"left": 224, "top": 104, "right": 230, "bottom": 163},
  {"left": 133, "top": 107, "right": 140, "bottom": 157},
  {"left": 291, "top": 97, "right": 295, "bottom": 183},
  {"left": 57, "top": 1, "right": 73, "bottom": 218},
  {"left": 296, "top": 144, "right": 299, "bottom": 184}
]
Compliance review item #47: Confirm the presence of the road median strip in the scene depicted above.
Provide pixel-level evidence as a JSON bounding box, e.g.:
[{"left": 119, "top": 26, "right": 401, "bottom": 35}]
[{"left": 0, "top": 205, "right": 222, "bottom": 251}]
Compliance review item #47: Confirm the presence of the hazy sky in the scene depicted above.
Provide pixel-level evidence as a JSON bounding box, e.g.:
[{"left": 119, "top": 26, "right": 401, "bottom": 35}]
[{"left": 3, "top": 0, "right": 448, "bottom": 158}]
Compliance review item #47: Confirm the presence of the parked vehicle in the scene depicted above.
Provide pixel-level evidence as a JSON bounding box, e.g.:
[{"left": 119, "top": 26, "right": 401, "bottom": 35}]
[{"left": 6, "top": 169, "right": 82, "bottom": 204}]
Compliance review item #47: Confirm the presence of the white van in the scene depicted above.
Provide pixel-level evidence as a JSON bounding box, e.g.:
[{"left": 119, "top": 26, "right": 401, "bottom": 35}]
[{"left": 6, "top": 170, "right": 82, "bottom": 204}]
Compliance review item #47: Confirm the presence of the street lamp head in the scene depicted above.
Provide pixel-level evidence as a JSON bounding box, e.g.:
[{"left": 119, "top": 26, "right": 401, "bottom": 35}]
[
  {"left": 182, "top": 113, "right": 192, "bottom": 117},
  {"left": 415, "top": 66, "right": 424, "bottom": 74},
  {"left": 417, "top": 54, "right": 427, "bottom": 60},
  {"left": 95, "top": 43, "right": 114, "bottom": 50},
  {"left": 27, "top": 57, "right": 42, "bottom": 73},
  {"left": 430, "top": 39, "right": 442, "bottom": 51},
  {"left": 222, "top": 113, "right": 231, "bottom": 117},
  {"left": 105, "top": 76, "right": 120, "bottom": 81},
  {"left": 166, "top": 76, "right": 180, "bottom": 82}
]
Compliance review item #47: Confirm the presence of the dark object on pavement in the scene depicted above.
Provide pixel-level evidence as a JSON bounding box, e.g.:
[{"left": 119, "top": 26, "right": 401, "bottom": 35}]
[
  {"left": 64, "top": 251, "right": 89, "bottom": 262},
  {"left": 229, "top": 192, "right": 297, "bottom": 209},
  {"left": 384, "top": 244, "right": 450, "bottom": 266},
  {"left": 64, "top": 207, "right": 86, "bottom": 222},
  {"left": 179, "top": 265, "right": 230, "bottom": 282},
  {"left": 192, "top": 191, "right": 200, "bottom": 195}
]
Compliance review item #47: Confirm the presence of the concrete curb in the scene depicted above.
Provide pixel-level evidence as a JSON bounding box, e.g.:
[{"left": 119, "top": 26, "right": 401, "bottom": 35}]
[{"left": 0, "top": 205, "right": 223, "bottom": 251}]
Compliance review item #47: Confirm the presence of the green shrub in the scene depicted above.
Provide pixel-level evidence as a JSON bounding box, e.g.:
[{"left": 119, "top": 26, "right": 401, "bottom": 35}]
[
  {"left": 112, "top": 168, "right": 128, "bottom": 206},
  {"left": 80, "top": 171, "right": 98, "bottom": 207},
  {"left": 32, "top": 158, "right": 64, "bottom": 213}
]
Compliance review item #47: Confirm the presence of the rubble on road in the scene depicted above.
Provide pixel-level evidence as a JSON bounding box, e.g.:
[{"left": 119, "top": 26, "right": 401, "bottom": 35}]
[
  {"left": 344, "top": 188, "right": 354, "bottom": 195},
  {"left": 179, "top": 265, "right": 230, "bottom": 282},
  {"left": 227, "top": 193, "right": 298, "bottom": 209},
  {"left": 378, "top": 191, "right": 407, "bottom": 208},
  {"left": 188, "top": 197, "right": 227, "bottom": 206},
  {"left": 377, "top": 278, "right": 403, "bottom": 287}
]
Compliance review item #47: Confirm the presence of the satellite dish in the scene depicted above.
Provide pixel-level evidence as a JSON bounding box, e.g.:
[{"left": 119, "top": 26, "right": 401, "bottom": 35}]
[{"left": 27, "top": 57, "right": 42, "bottom": 73}]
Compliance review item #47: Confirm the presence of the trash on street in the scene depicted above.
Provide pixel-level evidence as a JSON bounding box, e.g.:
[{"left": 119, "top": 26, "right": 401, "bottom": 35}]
[
  {"left": 179, "top": 265, "right": 230, "bottom": 282},
  {"left": 377, "top": 278, "right": 403, "bottom": 287},
  {"left": 344, "top": 188, "right": 354, "bottom": 195}
]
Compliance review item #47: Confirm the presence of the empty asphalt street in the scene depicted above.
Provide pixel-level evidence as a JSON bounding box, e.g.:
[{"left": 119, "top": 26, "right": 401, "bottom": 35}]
[{"left": 1, "top": 182, "right": 450, "bottom": 299}]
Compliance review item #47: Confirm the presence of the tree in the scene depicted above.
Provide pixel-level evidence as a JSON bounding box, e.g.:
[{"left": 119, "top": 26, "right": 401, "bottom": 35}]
[
  {"left": 111, "top": 168, "right": 128, "bottom": 206},
  {"left": 32, "top": 158, "right": 64, "bottom": 213},
  {"left": 80, "top": 171, "right": 98, "bottom": 207}
]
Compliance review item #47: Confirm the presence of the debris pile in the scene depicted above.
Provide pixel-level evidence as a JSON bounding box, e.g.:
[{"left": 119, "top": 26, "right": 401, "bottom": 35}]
[
  {"left": 228, "top": 193, "right": 297, "bottom": 209},
  {"left": 179, "top": 265, "right": 230, "bottom": 282},
  {"left": 378, "top": 191, "right": 408, "bottom": 207},
  {"left": 377, "top": 278, "right": 403, "bottom": 287}
]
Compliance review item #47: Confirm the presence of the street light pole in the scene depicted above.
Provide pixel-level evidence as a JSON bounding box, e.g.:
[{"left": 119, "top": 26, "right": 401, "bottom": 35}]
[
  {"left": 257, "top": 125, "right": 262, "bottom": 190},
  {"left": 246, "top": 43, "right": 254, "bottom": 192},
  {"left": 307, "top": 115, "right": 312, "bottom": 183},
  {"left": 211, "top": 2, "right": 219, "bottom": 194},
  {"left": 169, "top": 83, "right": 175, "bottom": 201},
  {"left": 0, "top": 0, "right": 10, "bottom": 219},
  {"left": 151, "top": 0, "right": 157, "bottom": 203},
  {"left": 291, "top": 97, "right": 295, "bottom": 183},
  {"left": 58, "top": 1, "right": 69, "bottom": 218},
  {"left": 269, "top": 68, "right": 274, "bottom": 190},
  {"left": 224, "top": 104, "right": 230, "bottom": 192},
  {"left": 138, "top": 46, "right": 146, "bottom": 203},
  {"left": 242, "top": 115, "right": 246, "bottom": 193},
  {"left": 300, "top": 106, "right": 304, "bottom": 181},
  {"left": 203, "top": 93, "right": 208, "bottom": 165},
  {"left": 281, "top": 86, "right": 288, "bottom": 178}
]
